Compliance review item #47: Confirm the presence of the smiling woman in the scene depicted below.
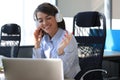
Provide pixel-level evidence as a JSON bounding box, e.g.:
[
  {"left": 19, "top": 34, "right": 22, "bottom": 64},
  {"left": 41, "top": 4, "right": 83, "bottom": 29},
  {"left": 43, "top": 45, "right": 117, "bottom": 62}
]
[
  {"left": 0, "top": 0, "right": 56, "bottom": 46},
  {"left": 32, "top": 2, "right": 80, "bottom": 80}
]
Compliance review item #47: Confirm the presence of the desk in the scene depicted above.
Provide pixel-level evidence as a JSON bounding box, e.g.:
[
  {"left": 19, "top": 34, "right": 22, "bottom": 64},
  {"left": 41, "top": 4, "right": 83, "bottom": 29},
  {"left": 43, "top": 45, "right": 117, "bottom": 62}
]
[
  {"left": 103, "top": 50, "right": 120, "bottom": 78},
  {"left": 104, "top": 50, "right": 120, "bottom": 63}
]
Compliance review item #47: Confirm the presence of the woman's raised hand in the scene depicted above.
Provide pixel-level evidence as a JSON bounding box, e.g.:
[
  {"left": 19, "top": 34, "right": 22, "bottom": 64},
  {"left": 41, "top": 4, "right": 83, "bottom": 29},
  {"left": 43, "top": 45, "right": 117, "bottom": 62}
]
[
  {"left": 58, "top": 31, "right": 72, "bottom": 55},
  {"left": 34, "top": 27, "right": 44, "bottom": 48}
]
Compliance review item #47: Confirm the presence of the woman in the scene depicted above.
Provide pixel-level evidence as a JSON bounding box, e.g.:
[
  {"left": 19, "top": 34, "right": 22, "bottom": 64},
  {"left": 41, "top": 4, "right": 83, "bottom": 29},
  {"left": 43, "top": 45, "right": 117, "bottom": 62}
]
[{"left": 33, "top": 2, "right": 80, "bottom": 80}]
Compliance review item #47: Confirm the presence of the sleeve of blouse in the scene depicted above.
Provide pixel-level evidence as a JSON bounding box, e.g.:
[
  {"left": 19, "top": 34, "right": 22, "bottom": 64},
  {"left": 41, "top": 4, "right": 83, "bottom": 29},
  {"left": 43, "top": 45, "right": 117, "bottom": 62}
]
[
  {"left": 58, "top": 35, "right": 78, "bottom": 75},
  {"left": 32, "top": 44, "right": 45, "bottom": 58},
  {"left": 32, "top": 48, "right": 41, "bottom": 58}
]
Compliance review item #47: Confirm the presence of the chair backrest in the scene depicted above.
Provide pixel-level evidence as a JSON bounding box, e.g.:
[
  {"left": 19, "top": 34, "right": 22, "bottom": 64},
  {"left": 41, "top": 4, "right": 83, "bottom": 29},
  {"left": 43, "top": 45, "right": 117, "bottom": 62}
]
[
  {"left": 73, "top": 11, "right": 106, "bottom": 80},
  {"left": 0, "top": 23, "right": 21, "bottom": 57}
]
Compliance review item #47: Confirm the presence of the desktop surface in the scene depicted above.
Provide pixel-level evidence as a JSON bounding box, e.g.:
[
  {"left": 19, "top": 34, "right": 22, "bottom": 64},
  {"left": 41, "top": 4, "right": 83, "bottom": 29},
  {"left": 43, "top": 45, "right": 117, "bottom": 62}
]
[
  {"left": 104, "top": 50, "right": 120, "bottom": 63},
  {"left": 104, "top": 50, "right": 120, "bottom": 57}
]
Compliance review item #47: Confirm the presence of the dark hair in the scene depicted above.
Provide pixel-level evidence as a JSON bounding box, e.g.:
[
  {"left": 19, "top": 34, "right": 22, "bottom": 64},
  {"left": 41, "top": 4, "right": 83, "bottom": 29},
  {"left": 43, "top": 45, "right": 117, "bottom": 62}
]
[{"left": 33, "top": 2, "right": 66, "bottom": 30}]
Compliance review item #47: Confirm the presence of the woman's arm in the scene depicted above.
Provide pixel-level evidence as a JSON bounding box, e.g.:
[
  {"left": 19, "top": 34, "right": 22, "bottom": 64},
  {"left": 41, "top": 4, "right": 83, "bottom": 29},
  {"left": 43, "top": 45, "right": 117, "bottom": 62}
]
[
  {"left": 34, "top": 27, "right": 44, "bottom": 49},
  {"left": 58, "top": 34, "right": 79, "bottom": 78}
]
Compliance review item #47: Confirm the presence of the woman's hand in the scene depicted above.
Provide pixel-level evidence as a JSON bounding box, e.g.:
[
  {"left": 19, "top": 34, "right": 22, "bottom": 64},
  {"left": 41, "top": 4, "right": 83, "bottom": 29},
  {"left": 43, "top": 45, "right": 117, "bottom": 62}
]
[
  {"left": 34, "top": 27, "right": 44, "bottom": 49},
  {"left": 58, "top": 31, "right": 72, "bottom": 55}
]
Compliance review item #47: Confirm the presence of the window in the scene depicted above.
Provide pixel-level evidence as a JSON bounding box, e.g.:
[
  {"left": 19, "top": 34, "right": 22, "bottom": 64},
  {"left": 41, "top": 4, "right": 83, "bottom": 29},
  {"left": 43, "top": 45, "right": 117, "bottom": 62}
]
[{"left": 0, "top": 0, "right": 56, "bottom": 46}]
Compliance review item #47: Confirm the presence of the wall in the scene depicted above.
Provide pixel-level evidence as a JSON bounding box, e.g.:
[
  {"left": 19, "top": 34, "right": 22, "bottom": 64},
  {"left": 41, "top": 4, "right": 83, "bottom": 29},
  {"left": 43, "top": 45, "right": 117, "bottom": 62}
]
[
  {"left": 112, "top": 0, "right": 120, "bottom": 19},
  {"left": 57, "top": 0, "right": 104, "bottom": 17}
]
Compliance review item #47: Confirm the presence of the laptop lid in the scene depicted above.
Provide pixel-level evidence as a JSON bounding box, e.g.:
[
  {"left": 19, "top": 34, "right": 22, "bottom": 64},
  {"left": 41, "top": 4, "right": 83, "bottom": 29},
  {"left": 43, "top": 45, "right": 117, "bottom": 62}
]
[{"left": 2, "top": 58, "right": 64, "bottom": 80}]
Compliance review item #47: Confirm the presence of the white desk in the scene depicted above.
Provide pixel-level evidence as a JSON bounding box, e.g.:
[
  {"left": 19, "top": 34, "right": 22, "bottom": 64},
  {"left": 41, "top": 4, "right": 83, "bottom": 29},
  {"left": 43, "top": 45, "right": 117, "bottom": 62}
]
[{"left": 104, "top": 50, "right": 120, "bottom": 57}]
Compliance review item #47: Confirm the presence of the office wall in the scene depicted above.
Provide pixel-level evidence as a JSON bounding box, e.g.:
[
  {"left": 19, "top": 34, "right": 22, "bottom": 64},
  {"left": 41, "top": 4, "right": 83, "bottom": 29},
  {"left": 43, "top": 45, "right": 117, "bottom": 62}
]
[
  {"left": 112, "top": 0, "right": 120, "bottom": 19},
  {"left": 57, "top": 0, "right": 104, "bottom": 17},
  {"left": 57, "top": 0, "right": 91, "bottom": 17}
]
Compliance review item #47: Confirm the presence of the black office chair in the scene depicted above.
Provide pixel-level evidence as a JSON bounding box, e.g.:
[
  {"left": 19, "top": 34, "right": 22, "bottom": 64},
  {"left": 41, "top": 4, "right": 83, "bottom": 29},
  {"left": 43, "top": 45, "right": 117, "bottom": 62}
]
[
  {"left": 73, "top": 11, "right": 107, "bottom": 80},
  {"left": 0, "top": 23, "right": 21, "bottom": 57}
]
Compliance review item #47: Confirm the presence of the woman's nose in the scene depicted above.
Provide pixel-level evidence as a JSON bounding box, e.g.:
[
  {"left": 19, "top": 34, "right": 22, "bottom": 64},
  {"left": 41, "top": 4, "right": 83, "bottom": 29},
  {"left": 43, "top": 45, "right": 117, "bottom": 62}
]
[{"left": 43, "top": 19, "right": 48, "bottom": 25}]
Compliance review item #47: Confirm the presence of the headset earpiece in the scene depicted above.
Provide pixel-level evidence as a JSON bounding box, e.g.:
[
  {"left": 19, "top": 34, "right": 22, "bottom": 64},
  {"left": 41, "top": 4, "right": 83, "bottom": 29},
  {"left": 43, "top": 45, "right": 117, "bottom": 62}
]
[
  {"left": 55, "top": 13, "right": 63, "bottom": 22},
  {"left": 54, "top": 5, "right": 63, "bottom": 22}
]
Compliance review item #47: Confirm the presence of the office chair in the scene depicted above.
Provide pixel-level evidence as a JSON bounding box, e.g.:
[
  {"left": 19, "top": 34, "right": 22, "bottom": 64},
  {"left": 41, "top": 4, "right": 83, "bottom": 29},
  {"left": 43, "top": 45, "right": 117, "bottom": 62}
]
[
  {"left": 0, "top": 23, "right": 21, "bottom": 57},
  {"left": 73, "top": 11, "right": 107, "bottom": 80}
]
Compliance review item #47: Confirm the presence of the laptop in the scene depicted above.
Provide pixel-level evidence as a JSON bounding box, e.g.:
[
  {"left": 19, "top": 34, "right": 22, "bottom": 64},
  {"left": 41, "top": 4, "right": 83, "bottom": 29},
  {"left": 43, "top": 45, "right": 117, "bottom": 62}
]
[{"left": 2, "top": 58, "right": 64, "bottom": 80}]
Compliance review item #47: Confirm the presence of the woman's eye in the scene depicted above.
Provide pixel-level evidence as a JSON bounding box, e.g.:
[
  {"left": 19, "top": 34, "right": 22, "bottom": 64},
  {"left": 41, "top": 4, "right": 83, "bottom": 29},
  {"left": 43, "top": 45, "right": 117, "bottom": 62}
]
[
  {"left": 46, "top": 16, "right": 52, "bottom": 20},
  {"left": 38, "top": 20, "right": 43, "bottom": 23}
]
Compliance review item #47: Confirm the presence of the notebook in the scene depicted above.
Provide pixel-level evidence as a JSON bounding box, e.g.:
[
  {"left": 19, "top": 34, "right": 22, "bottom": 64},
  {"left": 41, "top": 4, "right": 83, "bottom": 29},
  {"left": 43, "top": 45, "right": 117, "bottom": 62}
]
[{"left": 2, "top": 58, "right": 64, "bottom": 80}]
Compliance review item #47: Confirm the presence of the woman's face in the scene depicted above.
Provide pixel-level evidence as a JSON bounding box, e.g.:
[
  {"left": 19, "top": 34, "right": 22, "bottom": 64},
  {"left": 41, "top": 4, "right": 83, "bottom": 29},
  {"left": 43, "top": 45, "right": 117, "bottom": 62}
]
[{"left": 36, "top": 12, "right": 58, "bottom": 38}]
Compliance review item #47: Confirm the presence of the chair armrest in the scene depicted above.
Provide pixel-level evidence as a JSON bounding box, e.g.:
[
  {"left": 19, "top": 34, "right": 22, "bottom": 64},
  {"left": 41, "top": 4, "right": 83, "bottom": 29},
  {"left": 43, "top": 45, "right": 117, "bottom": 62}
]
[{"left": 80, "top": 69, "right": 107, "bottom": 80}]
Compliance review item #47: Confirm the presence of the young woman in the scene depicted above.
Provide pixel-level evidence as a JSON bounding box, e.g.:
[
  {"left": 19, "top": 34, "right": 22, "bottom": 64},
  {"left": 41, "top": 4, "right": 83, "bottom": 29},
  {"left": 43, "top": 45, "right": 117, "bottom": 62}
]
[{"left": 33, "top": 2, "right": 80, "bottom": 80}]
